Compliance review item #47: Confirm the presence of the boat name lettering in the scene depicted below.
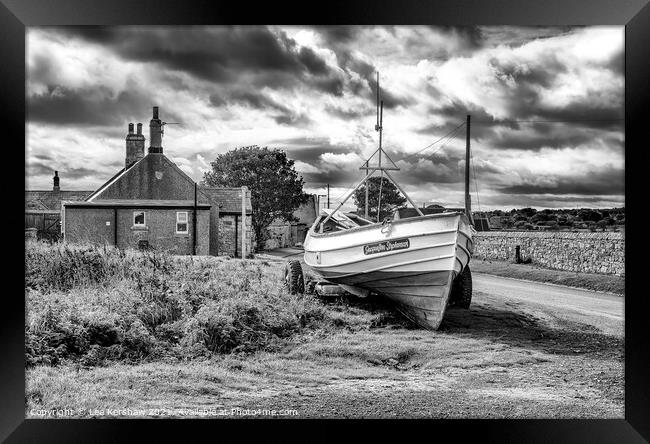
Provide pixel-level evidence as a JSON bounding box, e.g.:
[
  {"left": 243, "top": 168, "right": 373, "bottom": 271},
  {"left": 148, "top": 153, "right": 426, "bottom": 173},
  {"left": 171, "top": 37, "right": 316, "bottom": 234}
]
[{"left": 363, "top": 238, "right": 410, "bottom": 255}]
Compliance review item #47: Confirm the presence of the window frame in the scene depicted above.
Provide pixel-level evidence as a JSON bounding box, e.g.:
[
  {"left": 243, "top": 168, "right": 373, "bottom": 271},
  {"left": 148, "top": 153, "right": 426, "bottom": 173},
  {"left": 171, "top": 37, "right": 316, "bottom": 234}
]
[
  {"left": 133, "top": 210, "right": 146, "bottom": 228},
  {"left": 176, "top": 211, "right": 189, "bottom": 234}
]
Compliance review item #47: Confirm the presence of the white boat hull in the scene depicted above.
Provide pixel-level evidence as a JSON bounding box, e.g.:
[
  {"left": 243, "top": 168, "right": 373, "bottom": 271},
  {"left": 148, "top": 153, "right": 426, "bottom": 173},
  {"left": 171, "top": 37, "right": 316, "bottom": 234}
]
[{"left": 303, "top": 212, "right": 474, "bottom": 329}]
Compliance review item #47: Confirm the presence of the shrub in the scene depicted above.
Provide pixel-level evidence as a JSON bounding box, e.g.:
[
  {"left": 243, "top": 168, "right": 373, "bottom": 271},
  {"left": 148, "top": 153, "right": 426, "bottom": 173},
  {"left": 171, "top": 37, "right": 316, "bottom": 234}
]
[{"left": 25, "top": 241, "right": 354, "bottom": 367}]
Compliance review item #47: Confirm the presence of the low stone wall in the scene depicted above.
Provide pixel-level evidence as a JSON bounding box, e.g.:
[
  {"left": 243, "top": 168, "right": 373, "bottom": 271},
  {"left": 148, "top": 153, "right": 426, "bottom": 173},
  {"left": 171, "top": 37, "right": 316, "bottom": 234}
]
[{"left": 474, "top": 231, "right": 625, "bottom": 276}]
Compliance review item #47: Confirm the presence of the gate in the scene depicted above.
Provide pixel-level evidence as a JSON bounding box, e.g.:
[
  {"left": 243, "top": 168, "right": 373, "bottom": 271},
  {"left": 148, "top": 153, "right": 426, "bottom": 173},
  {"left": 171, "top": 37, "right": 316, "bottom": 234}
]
[{"left": 25, "top": 211, "right": 61, "bottom": 242}]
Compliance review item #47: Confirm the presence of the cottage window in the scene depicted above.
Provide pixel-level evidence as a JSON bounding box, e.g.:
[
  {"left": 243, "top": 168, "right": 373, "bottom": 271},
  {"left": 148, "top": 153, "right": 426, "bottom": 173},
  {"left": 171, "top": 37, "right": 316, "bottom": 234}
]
[
  {"left": 176, "top": 211, "right": 188, "bottom": 234},
  {"left": 133, "top": 211, "right": 146, "bottom": 227}
]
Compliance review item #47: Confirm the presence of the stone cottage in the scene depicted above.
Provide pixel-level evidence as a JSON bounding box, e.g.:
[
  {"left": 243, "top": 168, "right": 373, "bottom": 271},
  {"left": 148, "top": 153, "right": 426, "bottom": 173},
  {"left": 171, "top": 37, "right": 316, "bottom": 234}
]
[
  {"left": 62, "top": 107, "right": 253, "bottom": 256},
  {"left": 25, "top": 171, "right": 92, "bottom": 240},
  {"left": 264, "top": 194, "right": 319, "bottom": 249},
  {"left": 201, "top": 187, "right": 253, "bottom": 257}
]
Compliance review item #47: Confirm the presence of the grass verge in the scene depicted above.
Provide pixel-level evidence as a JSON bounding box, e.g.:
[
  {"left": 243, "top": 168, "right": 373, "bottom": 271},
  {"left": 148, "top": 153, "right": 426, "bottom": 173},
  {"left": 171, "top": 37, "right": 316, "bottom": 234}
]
[
  {"left": 25, "top": 241, "right": 383, "bottom": 368},
  {"left": 470, "top": 258, "right": 624, "bottom": 295}
]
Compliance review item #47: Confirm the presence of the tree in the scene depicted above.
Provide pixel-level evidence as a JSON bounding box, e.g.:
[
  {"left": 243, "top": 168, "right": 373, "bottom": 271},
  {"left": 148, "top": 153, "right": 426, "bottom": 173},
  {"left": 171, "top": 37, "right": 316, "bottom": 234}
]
[
  {"left": 531, "top": 213, "right": 550, "bottom": 223},
  {"left": 578, "top": 209, "right": 601, "bottom": 222},
  {"left": 202, "top": 146, "right": 309, "bottom": 249},
  {"left": 520, "top": 207, "right": 537, "bottom": 218},
  {"left": 353, "top": 176, "right": 406, "bottom": 221},
  {"left": 596, "top": 220, "right": 608, "bottom": 231}
]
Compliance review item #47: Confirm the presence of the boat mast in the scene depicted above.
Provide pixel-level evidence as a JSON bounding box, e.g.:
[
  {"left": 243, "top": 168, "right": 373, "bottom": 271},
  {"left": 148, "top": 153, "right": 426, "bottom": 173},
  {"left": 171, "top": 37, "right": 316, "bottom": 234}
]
[
  {"left": 465, "top": 114, "right": 474, "bottom": 225},
  {"left": 376, "top": 99, "right": 384, "bottom": 222},
  {"left": 364, "top": 159, "right": 369, "bottom": 219},
  {"left": 319, "top": 73, "right": 423, "bottom": 232},
  {"left": 377, "top": 73, "right": 383, "bottom": 170}
]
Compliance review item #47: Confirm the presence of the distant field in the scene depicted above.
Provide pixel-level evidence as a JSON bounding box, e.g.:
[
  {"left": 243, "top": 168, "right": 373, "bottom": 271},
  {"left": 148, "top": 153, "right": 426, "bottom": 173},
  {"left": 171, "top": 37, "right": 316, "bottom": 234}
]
[
  {"left": 25, "top": 241, "right": 623, "bottom": 419},
  {"left": 470, "top": 259, "right": 624, "bottom": 295}
]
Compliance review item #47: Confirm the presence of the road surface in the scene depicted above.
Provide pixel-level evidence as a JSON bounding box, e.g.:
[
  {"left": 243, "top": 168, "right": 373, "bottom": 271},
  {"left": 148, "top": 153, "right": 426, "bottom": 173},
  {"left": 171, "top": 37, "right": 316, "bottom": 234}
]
[{"left": 472, "top": 272, "right": 623, "bottom": 336}]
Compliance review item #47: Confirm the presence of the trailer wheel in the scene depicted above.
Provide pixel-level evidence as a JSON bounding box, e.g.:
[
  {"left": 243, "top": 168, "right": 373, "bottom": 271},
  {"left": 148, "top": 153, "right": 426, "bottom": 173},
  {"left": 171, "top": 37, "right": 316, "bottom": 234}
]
[
  {"left": 284, "top": 260, "right": 304, "bottom": 295},
  {"left": 450, "top": 265, "right": 472, "bottom": 309}
]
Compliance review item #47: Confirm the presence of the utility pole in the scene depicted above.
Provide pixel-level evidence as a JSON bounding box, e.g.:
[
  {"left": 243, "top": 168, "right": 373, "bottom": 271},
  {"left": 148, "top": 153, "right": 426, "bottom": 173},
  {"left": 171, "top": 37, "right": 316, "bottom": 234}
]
[
  {"left": 193, "top": 182, "right": 197, "bottom": 255},
  {"left": 465, "top": 114, "right": 473, "bottom": 225},
  {"left": 241, "top": 186, "right": 246, "bottom": 259},
  {"left": 327, "top": 184, "right": 330, "bottom": 209}
]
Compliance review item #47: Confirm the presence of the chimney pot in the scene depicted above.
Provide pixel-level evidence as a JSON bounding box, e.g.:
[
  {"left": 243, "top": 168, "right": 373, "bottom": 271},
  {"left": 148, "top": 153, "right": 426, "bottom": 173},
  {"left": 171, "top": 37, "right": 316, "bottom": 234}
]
[
  {"left": 53, "top": 170, "right": 60, "bottom": 191},
  {"left": 149, "top": 106, "right": 163, "bottom": 153},
  {"left": 126, "top": 121, "right": 145, "bottom": 169}
]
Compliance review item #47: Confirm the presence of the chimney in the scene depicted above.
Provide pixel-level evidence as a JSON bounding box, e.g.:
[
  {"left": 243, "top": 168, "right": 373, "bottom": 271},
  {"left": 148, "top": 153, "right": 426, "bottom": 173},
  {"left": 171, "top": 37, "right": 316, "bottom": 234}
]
[
  {"left": 135, "top": 122, "right": 145, "bottom": 156},
  {"left": 53, "top": 170, "right": 60, "bottom": 192},
  {"left": 125, "top": 121, "right": 145, "bottom": 169},
  {"left": 149, "top": 106, "right": 163, "bottom": 153}
]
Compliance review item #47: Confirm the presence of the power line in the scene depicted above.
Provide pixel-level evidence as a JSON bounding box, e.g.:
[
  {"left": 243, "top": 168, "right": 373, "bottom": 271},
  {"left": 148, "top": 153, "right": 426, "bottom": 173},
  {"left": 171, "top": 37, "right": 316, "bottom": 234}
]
[
  {"left": 418, "top": 124, "right": 466, "bottom": 163},
  {"left": 401, "top": 121, "right": 466, "bottom": 162},
  {"left": 473, "top": 118, "right": 624, "bottom": 124}
]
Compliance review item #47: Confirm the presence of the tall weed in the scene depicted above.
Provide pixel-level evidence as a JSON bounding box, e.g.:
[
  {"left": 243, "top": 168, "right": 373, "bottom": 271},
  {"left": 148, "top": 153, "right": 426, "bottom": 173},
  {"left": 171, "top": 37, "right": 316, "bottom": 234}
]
[{"left": 25, "top": 241, "right": 356, "bottom": 367}]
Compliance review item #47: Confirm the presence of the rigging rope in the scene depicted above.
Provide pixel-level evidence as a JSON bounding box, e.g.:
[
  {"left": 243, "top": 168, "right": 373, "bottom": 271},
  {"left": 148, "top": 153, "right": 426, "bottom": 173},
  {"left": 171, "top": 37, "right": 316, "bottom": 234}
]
[{"left": 329, "top": 121, "right": 465, "bottom": 209}]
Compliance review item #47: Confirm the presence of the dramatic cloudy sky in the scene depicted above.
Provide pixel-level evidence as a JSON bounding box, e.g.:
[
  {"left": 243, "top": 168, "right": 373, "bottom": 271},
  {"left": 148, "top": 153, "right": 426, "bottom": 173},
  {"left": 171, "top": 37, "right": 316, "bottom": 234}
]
[{"left": 26, "top": 26, "right": 624, "bottom": 210}]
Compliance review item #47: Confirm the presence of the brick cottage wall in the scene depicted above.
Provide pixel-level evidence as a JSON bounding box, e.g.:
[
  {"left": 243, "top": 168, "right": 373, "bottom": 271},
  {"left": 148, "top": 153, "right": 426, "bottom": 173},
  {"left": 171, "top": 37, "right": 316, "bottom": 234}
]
[
  {"left": 473, "top": 231, "right": 625, "bottom": 276},
  {"left": 64, "top": 206, "right": 211, "bottom": 255}
]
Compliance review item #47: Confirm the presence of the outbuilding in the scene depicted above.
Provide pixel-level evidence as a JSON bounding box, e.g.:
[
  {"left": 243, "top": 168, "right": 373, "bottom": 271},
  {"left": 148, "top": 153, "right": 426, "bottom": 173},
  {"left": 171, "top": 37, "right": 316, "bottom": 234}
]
[{"left": 26, "top": 171, "right": 92, "bottom": 241}]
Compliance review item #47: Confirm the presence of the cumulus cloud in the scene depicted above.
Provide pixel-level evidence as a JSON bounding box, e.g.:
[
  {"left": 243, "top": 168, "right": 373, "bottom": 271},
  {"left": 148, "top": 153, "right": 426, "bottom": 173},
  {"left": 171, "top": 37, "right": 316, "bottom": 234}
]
[{"left": 26, "top": 25, "right": 624, "bottom": 209}]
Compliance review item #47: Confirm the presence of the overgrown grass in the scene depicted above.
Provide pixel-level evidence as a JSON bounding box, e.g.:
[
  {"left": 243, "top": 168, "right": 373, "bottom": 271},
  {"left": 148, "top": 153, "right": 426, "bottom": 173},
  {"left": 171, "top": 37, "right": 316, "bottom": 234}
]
[{"left": 25, "top": 241, "right": 382, "bottom": 368}]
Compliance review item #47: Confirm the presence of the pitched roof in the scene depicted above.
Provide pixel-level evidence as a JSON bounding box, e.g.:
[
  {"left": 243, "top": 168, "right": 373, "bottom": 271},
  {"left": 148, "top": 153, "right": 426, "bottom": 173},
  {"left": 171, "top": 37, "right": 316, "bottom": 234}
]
[
  {"left": 84, "top": 166, "right": 127, "bottom": 201},
  {"left": 26, "top": 190, "right": 93, "bottom": 211},
  {"left": 84, "top": 153, "right": 252, "bottom": 214},
  {"left": 269, "top": 194, "right": 318, "bottom": 225},
  {"left": 200, "top": 187, "right": 252, "bottom": 214},
  {"left": 87, "top": 153, "right": 212, "bottom": 203},
  {"left": 65, "top": 199, "right": 210, "bottom": 208}
]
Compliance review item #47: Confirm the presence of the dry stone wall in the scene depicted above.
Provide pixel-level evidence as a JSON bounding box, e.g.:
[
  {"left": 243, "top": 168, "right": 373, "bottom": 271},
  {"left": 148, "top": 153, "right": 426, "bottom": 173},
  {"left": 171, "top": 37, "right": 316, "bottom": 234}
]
[{"left": 473, "top": 231, "right": 625, "bottom": 276}]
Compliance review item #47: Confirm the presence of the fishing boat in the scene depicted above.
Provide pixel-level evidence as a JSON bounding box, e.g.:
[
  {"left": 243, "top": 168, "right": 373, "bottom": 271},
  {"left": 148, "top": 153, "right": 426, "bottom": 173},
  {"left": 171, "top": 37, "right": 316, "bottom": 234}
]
[{"left": 295, "top": 75, "right": 476, "bottom": 330}]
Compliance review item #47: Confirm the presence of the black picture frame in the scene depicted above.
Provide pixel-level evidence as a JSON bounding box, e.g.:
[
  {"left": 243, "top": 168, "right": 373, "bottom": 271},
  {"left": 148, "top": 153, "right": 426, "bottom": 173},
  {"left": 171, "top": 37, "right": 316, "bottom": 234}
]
[{"left": 4, "top": 0, "right": 648, "bottom": 441}]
